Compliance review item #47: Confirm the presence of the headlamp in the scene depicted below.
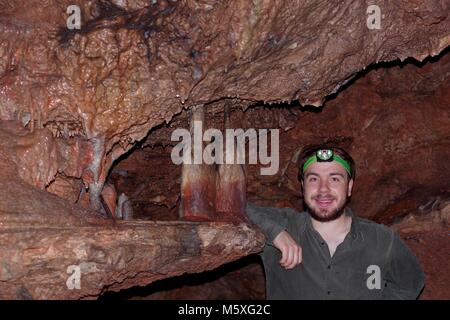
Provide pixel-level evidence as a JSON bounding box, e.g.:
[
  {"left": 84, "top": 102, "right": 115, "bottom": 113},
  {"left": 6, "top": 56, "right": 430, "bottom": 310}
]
[{"left": 303, "top": 149, "right": 351, "bottom": 177}]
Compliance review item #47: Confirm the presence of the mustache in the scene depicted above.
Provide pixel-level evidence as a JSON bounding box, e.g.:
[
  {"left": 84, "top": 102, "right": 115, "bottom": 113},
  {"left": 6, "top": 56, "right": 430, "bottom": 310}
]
[{"left": 313, "top": 194, "right": 336, "bottom": 200}]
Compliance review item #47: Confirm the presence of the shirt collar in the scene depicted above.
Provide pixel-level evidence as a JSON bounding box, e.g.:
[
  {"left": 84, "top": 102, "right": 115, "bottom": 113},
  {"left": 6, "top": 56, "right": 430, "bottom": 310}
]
[
  {"left": 305, "top": 206, "right": 362, "bottom": 242},
  {"left": 345, "top": 207, "right": 362, "bottom": 241}
]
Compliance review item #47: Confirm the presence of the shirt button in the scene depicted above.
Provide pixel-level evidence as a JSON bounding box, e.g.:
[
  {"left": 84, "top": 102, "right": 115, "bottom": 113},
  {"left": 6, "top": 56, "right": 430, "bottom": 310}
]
[
  {"left": 327, "top": 291, "right": 331, "bottom": 295},
  {"left": 321, "top": 242, "right": 325, "bottom": 245},
  {"left": 327, "top": 265, "right": 331, "bottom": 269}
]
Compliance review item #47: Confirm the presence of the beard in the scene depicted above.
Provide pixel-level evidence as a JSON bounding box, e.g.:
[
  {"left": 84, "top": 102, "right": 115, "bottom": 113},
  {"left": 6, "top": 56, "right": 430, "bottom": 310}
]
[{"left": 305, "top": 195, "right": 348, "bottom": 222}]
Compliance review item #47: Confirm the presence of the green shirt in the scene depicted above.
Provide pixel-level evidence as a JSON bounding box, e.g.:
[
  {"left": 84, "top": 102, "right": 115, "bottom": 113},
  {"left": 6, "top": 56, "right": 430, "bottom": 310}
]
[{"left": 246, "top": 202, "right": 425, "bottom": 300}]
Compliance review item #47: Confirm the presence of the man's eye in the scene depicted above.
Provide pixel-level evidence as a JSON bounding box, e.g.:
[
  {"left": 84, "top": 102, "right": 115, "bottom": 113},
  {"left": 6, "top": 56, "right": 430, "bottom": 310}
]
[
  {"left": 331, "top": 177, "right": 341, "bottom": 182},
  {"left": 309, "top": 177, "right": 317, "bottom": 182}
]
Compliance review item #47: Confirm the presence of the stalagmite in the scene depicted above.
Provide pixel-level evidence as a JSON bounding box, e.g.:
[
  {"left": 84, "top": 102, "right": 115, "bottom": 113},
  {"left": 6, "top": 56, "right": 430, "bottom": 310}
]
[
  {"left": 116, "top": 192, "right": 134, "bottom": 220},
  {"left": 179, "top": 105, "right": 216, "bottom": 221},
  {"left": 215, "top": 102, "right": 248, "bottom": 224},
  {"left": 101, "top": 182, "right": 117, "bottom": 220},
  {"left": 87, "top": 136, "right": 107, "bottom": 212}
]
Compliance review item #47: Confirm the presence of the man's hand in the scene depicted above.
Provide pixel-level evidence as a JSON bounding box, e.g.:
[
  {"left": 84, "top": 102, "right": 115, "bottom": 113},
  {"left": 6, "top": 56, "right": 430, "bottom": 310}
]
[{"left": 273, "top": 231, "right": 302, "bottom": 269}]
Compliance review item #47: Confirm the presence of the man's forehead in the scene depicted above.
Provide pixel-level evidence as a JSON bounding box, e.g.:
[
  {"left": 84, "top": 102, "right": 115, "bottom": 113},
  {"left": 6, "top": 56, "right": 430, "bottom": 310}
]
[{"left": 304, "top": 161, "right": 348, "bottom": 175}]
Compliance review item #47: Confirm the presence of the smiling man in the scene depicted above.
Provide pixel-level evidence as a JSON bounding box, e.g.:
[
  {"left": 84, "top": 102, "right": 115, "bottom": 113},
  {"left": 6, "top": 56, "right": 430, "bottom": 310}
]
[{"left": 246, "top": 144, "right": 425, "bottom": 299}]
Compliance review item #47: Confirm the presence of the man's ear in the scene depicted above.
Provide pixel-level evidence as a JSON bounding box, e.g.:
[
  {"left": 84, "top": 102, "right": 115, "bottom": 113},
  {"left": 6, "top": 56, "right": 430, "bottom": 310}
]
[{"left": 348, "top": 179, "right": 354, "bottom": 197}]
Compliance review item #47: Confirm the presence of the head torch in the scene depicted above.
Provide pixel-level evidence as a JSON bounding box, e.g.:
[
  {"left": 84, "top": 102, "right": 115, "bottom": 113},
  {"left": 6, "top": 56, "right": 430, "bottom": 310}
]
[{"left": 303, "top": 149, "right": 352, "bottom": 177}]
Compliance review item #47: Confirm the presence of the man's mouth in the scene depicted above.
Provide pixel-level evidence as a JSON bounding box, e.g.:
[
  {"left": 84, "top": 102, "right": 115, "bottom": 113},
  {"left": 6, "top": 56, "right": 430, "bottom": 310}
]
[{"left": 314, "top": 197, "right": 335, "bottom": 208}]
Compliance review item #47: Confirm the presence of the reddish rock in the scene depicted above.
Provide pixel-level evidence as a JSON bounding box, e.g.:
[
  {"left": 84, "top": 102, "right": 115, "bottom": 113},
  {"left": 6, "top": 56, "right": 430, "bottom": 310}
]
[
  {"left": 391, "top": 201, "right": 450, "bottom": 299},
  {"left": 101, "top": 182, "right": 118, "bottom": 218},
  {"left": 0, "top": 220, "right": 264, "bottom": 299},
  {"left": 47, "top": 175, "right": 83, "bottom": 204}
]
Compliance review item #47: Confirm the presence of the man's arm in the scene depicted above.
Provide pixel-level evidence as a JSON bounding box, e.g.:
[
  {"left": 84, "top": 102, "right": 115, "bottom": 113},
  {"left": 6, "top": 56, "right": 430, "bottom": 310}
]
[
  {"left": 383, "top": 233, "right": 425, "bottom": 299},
  {"left": 246, "top": 202, "right": 302, "bottom": 269},
  {"left": 246, "top": 202, "right": 290, "bottom": 244}
]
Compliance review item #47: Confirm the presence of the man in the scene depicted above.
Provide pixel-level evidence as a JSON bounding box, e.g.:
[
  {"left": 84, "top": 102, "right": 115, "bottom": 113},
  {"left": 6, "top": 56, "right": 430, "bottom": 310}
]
[{"left": 246, "top": 144, "right": 425, "bottom": 299}]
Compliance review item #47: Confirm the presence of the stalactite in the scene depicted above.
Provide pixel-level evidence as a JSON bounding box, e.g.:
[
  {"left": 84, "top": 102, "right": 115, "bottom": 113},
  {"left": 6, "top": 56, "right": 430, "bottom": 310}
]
[{"left": 87, "top": 135, "right": 106, "bottom": 212}]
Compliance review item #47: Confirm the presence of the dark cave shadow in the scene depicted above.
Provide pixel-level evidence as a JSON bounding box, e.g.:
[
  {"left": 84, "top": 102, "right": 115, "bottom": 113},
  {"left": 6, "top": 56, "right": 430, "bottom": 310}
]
[
  {"left": 107, "top": 118, "right": 174, "bottom": 177},
  {"left": 99, "top": 254, "right": 264, "bottom": 300}
]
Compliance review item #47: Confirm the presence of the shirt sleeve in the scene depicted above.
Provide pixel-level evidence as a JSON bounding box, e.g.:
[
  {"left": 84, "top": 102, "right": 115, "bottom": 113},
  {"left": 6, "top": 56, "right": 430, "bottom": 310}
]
[
  {"left": 383, "top": 232, "right": 425, "bottom": 300},
  {"left": 245, "top": 202, "right": 291, "bottom": 244}
]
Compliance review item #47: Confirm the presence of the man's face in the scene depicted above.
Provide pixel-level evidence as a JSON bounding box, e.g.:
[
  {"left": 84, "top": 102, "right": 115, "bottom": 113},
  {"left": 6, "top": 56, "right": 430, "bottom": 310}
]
[{"left": 302, "top": 160, "right": 353, "bottom": 222}]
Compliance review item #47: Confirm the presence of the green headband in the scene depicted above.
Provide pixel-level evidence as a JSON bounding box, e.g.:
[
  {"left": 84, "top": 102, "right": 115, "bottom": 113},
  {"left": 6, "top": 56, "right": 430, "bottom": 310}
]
[{"left": 303, "top": 149, "right": 352, "bottom": 177}]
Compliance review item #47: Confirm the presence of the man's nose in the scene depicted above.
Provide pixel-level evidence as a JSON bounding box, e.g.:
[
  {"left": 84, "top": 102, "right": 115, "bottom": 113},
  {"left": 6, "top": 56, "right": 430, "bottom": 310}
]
[{"left": 319, "top": 179, "right": 330, "bottom": 192}]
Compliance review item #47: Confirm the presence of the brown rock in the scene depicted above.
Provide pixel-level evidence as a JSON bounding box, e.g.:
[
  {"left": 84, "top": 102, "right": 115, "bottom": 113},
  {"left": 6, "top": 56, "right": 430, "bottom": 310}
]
[
  {"left": 0, "top": 220, "right": 264, "bottom": 299},
  {"left": 391, "top": 201, "right": 450, "bottom": 299},
  {"left": 101, "top": 182, "right": 117, "bottom": 218},
  {"left": 46, "top": 175, "right": 83, "bottom": 204}
]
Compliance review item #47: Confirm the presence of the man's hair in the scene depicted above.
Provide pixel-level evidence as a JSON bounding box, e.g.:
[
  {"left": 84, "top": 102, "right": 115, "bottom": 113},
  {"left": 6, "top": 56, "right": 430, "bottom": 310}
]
[{"left": 297, "top": 144, "right": 356, "bottom": 181}]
